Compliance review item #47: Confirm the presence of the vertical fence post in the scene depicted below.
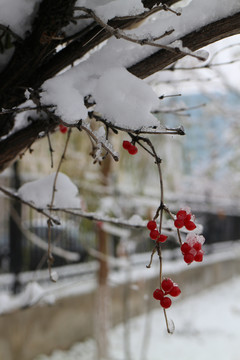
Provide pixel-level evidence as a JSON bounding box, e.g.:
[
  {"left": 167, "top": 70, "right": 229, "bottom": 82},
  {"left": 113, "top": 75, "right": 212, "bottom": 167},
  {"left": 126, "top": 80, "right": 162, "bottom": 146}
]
[{"left": 9, "top": 161, "right": 22, "bottom": 294}]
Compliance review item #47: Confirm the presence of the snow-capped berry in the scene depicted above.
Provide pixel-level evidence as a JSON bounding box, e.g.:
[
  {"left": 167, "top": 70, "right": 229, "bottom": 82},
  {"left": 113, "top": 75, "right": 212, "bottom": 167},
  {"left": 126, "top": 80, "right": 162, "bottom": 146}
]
[
  {"left": 176, "top": 210, "right": 187, "bottom": 220},
  {"left": 59, "top": 124, "right": 68, "bottom": 134},
  {"left": 181, "top": 242, "right": 191, "bottom": 254},
  {"left": 184, "top": 253, "right": 194, "bottom": 264},
  {"left": 174, "top": 219, "right": 184, "bottom": 229},
  {"left": 128, "top": 144, "right": 138, "bottom": 155},
  {"left": 184, "top": 220, "right": 196, "bottom": 231},
  {"left": 161, "top": 278, "right": 174, "bottom": 292},
  {"left": 169, "top": 285, "right": 181, "bottom": 297},
  {"left": 157, "top": 234, "right": 168, "bottom": 243},
  {"left": 153, "top": 288, "right": 164, "bottom": 300},
  {"left": 122, "top": 140, "right": 131, "bottom": 150},
  {"left": 194, "top": 250, "right": 204, "bottom": 262},
  {"left": 160, "top": 296, "right": 172, "bottom": 309},
  {"left": 147, "top": 220, "right": 157, "bottom": 231},
  {"left": 149, "top": 229, "right": 159, "bottom": 240},
  {"left": 185, "top": 213, "right": 192, "bottom": 222},
  {"left": 193, "top": 242, "right": 202, "bottom": 251}
]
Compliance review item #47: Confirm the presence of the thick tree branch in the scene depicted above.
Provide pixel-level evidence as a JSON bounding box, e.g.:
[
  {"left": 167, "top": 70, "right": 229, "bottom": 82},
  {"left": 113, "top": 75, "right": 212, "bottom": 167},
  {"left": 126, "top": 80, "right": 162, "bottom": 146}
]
[
  {"left": 0, "top": 118, "right": 57, "bottom": 171},
  {"left": 128, "top": 11, "right": 240, "bottom": 78}
]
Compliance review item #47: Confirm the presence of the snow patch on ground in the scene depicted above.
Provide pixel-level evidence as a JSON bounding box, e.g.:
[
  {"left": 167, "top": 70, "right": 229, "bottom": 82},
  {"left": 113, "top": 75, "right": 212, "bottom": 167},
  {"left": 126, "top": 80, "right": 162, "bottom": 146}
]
[{"left": 35, "top": 275, "right": 240, "bottom": 360}]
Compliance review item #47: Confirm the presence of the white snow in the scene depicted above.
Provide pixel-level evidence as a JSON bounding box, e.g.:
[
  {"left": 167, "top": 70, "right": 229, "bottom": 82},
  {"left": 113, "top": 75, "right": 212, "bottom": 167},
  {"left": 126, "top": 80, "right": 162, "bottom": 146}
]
[
  {"left": 18, "top": 172, "right": 81, "bottom": 209},
  {"left": 0, "top": 282, "right": 55, "bottom": 314},
  {"left": 34, "top": 275, "right": 240, "bottom": 360},
  {"left": 0, "top": 0, "right": 41, "bottom": 38},
  {"left": 93, "top": 67, "right": 160, "bottom": 128},
  {"left": 84, "top": 0, "right": 145, "bottom": 22},
  {"left": 41, "top": 75, "right": 88, "bottom": 125}
]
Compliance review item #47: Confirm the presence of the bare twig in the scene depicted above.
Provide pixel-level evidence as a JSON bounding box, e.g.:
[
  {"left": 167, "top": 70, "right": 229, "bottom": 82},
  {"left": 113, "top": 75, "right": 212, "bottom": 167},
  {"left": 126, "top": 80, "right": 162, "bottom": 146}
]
[
  {"left": 77, "top": 121, "right": 119, "bottom": 161},
  {"left": 152, "top": 103, "right": 206, "bottom": 114},
  {"left": 92, "top": 112, "right": 185, "bottom": 136},
  {"left": 0, "top": 105, "right": 54, "bottom": 116},
  {"left": 76, "top": 7, "right": 205, "bottom": 61},
  {"left": 47, "top": 128, "right": 72, "bottom": 281},
  {"left": 47, "top": 132, "right": 54, "bottom": 168}
]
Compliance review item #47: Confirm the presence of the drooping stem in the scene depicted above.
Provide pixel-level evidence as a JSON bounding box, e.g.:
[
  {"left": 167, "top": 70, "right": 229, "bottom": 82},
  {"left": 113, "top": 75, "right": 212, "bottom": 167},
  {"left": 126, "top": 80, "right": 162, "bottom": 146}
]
[{"left": 47, "top": 128, "right": 72, "bottom": 281}]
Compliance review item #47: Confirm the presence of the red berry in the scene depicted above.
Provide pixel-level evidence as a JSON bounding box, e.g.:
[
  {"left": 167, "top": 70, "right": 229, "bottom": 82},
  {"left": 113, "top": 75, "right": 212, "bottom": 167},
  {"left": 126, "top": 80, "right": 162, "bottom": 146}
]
[
  {"left": 184, "top": 220, "right": 196, "bottom": 231},
  {"left": 153, "top": 288, "right": 164, "bottom": 300},
  {"left": 185, "top": 214, "right": 191, "bottom": 222},
  {"left": 157, "top": 234, "right": 168, "bottom": 243},
  {"left": 161, "top": 278, "right": 174, "bottom": 292},
  {"left": 122, "top": 140, "right": 131, "bottom": 150},
  {"left": 59, "top": 124, "right": 68, "bottom": 133},
  {"left": 160, "top": 296, "right": 172, "bottom": 309},
  {"left": 194, "top": 250, "right": 204, "bottom": 262},
  {"left": 184, "top": 253, "right": 194, "bottom": 264},
  {"left": 147, "top": 220, "right": 157, "bottom": 231},
  {"left": 176, "top": 210, "right": 187, "bottom": 220},
  {"left": 128, "top": 144, "right": 138, "bottom": 155},
  {"left": 181, "top": 243, "right": 191, "bottom": 254},
  {"left": 174, "top": 219, "right": 184, "bottom": 229},
  {"left": 149, "top": 229, "right": 159, "bottom": 240},
  {"left": 193, "top": 242, "right": 202, "bottom": 251},
  {"left": 169, "top": 285, "right": 181, "bottom": 297}
]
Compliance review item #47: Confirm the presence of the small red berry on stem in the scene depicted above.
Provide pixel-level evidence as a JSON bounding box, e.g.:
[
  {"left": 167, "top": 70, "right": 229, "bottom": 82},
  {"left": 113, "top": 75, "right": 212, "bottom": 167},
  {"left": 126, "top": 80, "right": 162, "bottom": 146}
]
[
  {"left": 147, "top": 220, "right": 157, "bottom": 231},
  {"left": 174, "top": 219, "right": 184, "bottom": 229},
  {"left": 161, "top": 278, "right": 174, "bottom": 292},
  {"left": 181, "top": 243, "right": 191, "bottom": 254},
  {"left": 184, "top": 253, "right": 194, "bottom": 264},
  {"left": 153, "top": 288, "right": 164, "bottom": 300},
  {"left": 149, "top": 229, "right": 159, "bottom": 240},
  {"left": 122, "top": 140, "right": 131, "bottom": 150},
  {"left": 194, "top": 250, "right": 204, "bottom": 262},
  {"left": 169, "top": 285, "right": 181, "bottom": 297},
  {"left": 185, "top": 221, "right": 196, "bottom": 231},
  {"left": 160, "top": 296, "right": 172, "bottom": 309},
  {"left": 59, "top": 124, "right": 68, "bottom": 134},
  {"left": 157, "top": 234, "right": 168, "bottom": 243},
  {"left": 193, "top": 242, "right": 202, "bottom": 251},
  {"left": 176, "top": 210, "right": 187, "bottom": 220},
  {"left": 128, "top": 144, "right": 138, "bottom": 155}
]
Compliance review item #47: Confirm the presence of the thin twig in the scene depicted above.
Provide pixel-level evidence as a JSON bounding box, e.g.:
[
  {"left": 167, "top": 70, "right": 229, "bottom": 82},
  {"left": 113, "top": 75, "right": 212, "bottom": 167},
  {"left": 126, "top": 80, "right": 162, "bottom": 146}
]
[
  {"left": 47, "top": 128, "right": 72, "bottom": 281},
  {"left": 0, "top": 105, "right": 54, "bottom": 116},
  {"left": 76, "top": 7, "right": 205, "bottom": 61},
  {"left": 47, "top": 132, "right": 54, "bottom": 168},
  {"left": 92, "top": 112, "right": 185, "bottom": 136},
  {"left": 152, "top": 103, "right": 206, "bottom": 115},
  {"left": 78, "top": 121, "right": 119, "bottom": 161}
]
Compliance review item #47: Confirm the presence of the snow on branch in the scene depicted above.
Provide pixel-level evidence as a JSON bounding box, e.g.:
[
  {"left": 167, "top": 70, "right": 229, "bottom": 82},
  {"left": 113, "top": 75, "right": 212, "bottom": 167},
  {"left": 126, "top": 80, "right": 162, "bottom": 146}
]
[
  {"left": 0, "top": 186, "right": 61, "bottom": 225},
  {"left": 75, "top": 7, "right": 206, "bottom": 62},
  {"left": 91, "top": 112, "right": 185, "bottom": 136}
]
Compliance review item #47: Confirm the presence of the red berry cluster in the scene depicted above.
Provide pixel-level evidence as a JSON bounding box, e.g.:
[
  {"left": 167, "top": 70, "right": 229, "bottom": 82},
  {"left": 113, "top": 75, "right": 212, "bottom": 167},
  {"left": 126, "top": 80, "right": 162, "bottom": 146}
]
[
  {"left": 174, "top": 209, "right": 196, "bottom": 231},
  {"left": 181, "top": 233, "right": 205, "bottom": 264},
  {"left": 122, "top": 140, "right": 138, "bottom": 155},
  {"left": 147, "top": 220, "right": 168, "bottom": 243},
  {"left": 59, "top": 124, "right": 68, "bottom": 134},
  {"left": 153, "top": 278, "right": 181, "bottom": 309}
]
